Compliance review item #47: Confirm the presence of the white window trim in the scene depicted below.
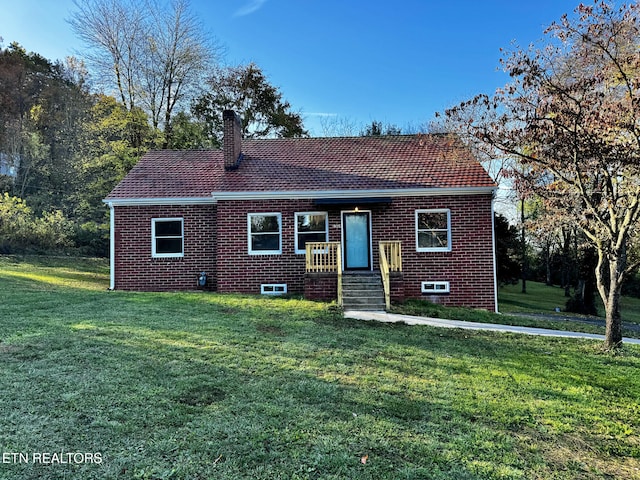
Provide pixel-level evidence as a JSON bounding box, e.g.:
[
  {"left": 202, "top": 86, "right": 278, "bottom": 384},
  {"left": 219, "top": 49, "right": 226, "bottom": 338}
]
[
  {"left": 261, "top": 284, "right": 287, "bottom": 295},
  {"left": 421, "top": 281, "right": 450, "bottom": 294},
  {"left": 415, "top": 209, "right": 451, "bottom": 252},
  {"left": 294, "top": 211, "right": 329, "bottom": 254},
  {"left": 151, "top": 217, "right": 184, "bottom": 258},
  {"left": 248, "top": 213, "right": 282, "bottom": 255}
]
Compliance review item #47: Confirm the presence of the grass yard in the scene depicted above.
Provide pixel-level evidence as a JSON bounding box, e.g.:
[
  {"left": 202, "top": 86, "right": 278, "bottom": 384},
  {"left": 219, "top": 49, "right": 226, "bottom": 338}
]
[
  {"left": 1, "top": 257, "right": 640, "bottom": 479},
  {"left": 499, "top": 280, "right": 640, "bottom": 325},
  {"left": 394, "top": 281, "right": 640, "bottom": 339}
]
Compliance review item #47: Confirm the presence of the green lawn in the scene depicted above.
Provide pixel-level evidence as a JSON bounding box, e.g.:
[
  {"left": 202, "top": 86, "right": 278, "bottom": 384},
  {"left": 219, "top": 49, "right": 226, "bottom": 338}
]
[
  {"left": 1, "top": 257, "right": 640, "bottom": 479},
  {"left": 393, "top": 281, "right": 640, "bottom": 339},
  {"left": 499, "top": 280, "right": 640, "bottom": 325}
]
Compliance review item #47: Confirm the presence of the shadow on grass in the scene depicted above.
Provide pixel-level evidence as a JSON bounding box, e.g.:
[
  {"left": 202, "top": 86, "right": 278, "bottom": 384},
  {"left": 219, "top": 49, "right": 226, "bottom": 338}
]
[{"left": 3, "top": 261, "right": 640, "bottom": 478}]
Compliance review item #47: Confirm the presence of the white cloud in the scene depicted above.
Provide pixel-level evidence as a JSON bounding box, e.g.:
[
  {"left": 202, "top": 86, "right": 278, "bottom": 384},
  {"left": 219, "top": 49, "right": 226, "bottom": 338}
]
[{"left": 234, "top": 0, "right": 267, "bottom": 17}]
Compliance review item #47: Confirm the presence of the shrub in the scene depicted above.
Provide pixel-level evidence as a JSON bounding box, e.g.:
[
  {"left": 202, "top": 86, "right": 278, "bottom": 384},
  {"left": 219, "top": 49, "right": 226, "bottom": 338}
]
[{"left": 0, "top": 193, "right": 74, "bottom": 253}]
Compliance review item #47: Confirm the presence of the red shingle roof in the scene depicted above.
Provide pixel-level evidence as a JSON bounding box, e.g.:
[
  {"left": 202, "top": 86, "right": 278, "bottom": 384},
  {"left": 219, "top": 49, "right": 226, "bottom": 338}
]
[{"left": 105, "top": 135, "right": 495, "bottom": 201}]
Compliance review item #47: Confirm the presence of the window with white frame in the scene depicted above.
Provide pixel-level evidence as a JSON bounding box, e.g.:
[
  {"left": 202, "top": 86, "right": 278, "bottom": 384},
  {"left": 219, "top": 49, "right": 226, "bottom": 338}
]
[
  {"left": 295, "top": 212, "right": 328, "bottom": 254},
  {"left": 152, "top": 218, "right": 184, "bottom": 258},
  {"left": 415, "top": 209, "right": 451, "bottom": 252},
  {"left": 421, "top": 281, "right": 450, "bottom": 294},
  {"left": 248, "top": 213, "right": 282, "bottom": 254},
  {"left": 261, "top": 284, "right": 287, "bottom": 295}
]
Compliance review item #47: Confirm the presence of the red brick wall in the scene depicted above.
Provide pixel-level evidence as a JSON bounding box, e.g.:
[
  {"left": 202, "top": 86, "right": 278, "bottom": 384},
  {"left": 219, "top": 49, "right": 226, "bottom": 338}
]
[
  {"left": 113, "top": 204, "right": 217, "bottom": 291},
  {"left": 215, "top": 194, "right": 495, "bottom": 310},
  {"left": 112, "top": 194, "right": 496, "bottom": 310},
  {"left": 304, "top": 273, "right": 338, "bottom": 301},
  {"left": 216, "top": 199, "right": 321, "bottom": 294},
  {"left": 373, "top": 195, "right": 496, "bottom": 311}
]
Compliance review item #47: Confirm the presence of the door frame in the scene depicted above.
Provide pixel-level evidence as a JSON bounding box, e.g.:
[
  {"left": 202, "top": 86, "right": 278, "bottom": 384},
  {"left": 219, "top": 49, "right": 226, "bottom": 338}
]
[{"left": 341, "top": 210, "right": 373, "bottom": 271}]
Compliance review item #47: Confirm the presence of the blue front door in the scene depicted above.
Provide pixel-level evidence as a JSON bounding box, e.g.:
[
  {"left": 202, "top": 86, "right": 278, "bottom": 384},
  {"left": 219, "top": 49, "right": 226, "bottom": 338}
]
[{"left": 343, "top": 212, "right": 371, "bottom": 270}]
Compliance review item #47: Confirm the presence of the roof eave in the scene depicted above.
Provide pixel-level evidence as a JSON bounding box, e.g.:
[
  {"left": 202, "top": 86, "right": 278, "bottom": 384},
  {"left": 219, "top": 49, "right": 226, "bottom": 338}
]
[
  {"left": 210, "top": 186, "right": 497, "bottom": 201},
  {"left": 103, "top": 187, "right": 497, "bottom": 206},
  {"left": 103, "top": 197, "right": 216, "bottom": 206}
]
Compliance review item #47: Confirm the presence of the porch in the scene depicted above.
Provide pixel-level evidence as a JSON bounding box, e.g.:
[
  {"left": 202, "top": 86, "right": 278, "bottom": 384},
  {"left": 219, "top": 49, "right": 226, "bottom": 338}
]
[{"left": 304, "top": 241, "right": 403, "bottom": 310}]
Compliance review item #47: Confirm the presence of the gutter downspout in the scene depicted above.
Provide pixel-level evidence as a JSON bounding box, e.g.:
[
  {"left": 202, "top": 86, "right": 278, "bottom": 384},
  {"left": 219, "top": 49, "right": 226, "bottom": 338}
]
[{"left": 108, "top": 202, "right": 115, "bottom": 290}]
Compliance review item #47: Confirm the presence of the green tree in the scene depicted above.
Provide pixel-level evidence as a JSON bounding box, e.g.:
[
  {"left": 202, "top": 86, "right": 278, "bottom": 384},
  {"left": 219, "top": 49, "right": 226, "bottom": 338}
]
[
  {"left": 494, "top": 213, "right": 520, "bottom": 286},
  {"left": 360, "top": 120, "right": 402, "bottom": 136},
  {"left": 192, "top": 63, "right": 307, "bottom": 145},
  {"left": 0, "top": 43, "right": 92, "bottom": 213},
  {"left": 72, "top": 94, "right": 153, "bottom": 254},
  {"left": 0, "top": 193, "right": 73, "bottom": 253},
  {"left": 169, "top": 111, "right": 212, "bottom": 149}
]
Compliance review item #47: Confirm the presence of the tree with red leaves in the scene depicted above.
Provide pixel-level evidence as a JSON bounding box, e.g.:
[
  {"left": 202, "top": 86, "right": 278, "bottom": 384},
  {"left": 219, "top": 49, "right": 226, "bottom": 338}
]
[{"left": 445, "top": 1, "right": 640, "bottom": 348}]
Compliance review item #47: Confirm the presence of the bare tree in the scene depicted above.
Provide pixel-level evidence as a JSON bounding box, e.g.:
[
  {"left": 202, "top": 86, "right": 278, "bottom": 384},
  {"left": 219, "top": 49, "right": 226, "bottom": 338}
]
[
  {"left": 69, "top": 0, "right": 145, "bottom": 110},
  {"left": 69, "top": 0, "right": 220, "bottom": 147}
]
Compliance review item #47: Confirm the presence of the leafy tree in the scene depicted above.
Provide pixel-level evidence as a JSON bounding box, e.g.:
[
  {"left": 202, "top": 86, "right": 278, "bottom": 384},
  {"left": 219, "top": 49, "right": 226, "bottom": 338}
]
[
  {"left": 565, "top": 242, "right": 598, "bottom": 316},
  {"left": 360, "top": 120, "right": 403, "bottom": 136},
  {"left": 444, "top": 1, "right": 640, "bottom": 348},
  {"left": 494, "top": 213, "right": 520, "bottom": 286},
  {"left": 0, "top": 44, "right": 92, "bottom": 213},
  {"left": 192, "top": 63, "right": 307, "bottom": 145},
  {"left": 72, "top": 94, "right": 153, "bottom": 254},
  {"left": 0, "top": 193, "right": 74, "bottom": 253},
  {"left": 169, "top": 111, "right": 212, "bottom": 149}
]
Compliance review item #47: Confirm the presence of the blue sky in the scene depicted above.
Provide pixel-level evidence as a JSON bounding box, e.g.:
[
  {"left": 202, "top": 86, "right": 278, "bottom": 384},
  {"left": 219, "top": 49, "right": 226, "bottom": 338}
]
[{"left": 1, "top": 0, "right": 582, "bottom": 136}]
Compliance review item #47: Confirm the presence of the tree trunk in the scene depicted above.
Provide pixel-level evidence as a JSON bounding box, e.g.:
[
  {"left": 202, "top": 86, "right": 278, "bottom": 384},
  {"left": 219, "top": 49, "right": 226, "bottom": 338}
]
[
  {"left": 521, "top": 197, "right": 527, "bottom": 294},
  {"left": 598, "top": 246, "right": 626, "bottom": 349},
  {"left": 561, "top": 227, "right": 572, "bottom": 297},
  {"left": 545, "top": 240, "right": 552, "bottom": 286},
  {"left": 604, "top": 282, "right": 623, "bottom": 349}
]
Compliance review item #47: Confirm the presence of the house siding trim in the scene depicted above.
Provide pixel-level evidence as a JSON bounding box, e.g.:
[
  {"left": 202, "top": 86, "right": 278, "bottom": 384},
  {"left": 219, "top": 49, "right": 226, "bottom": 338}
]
[
  {"left": 211, "top": 187, "right": 496, "bottom": 201},
  {"left": 104, "top": 197, "right": 216, "bottom": 206}
]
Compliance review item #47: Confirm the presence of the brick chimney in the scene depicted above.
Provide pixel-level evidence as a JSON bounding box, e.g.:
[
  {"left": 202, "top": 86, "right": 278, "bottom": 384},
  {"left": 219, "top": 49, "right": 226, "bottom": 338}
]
[{"left": 223, "top": 110, "right": 242, "bottom": 171}]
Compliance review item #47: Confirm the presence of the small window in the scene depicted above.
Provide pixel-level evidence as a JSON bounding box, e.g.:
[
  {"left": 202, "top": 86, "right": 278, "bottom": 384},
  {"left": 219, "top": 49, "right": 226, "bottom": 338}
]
[
  {"left": 261, "top": 284, "right": 287, "bottom": 295},
  {"left": 152, "top": 218, "right": 184, "bottom": 258},
  {"left": 248, "top": 213, "right": 282, "bottom": 255},
  {"left": 416, "top": 209, "right": 451, "bottom": 252},
  {"left": 421, "top": 281, "right": 450, "bottom": 294},
  {"left": 295, "top": 212, "right": 328, "bottom": 254}
]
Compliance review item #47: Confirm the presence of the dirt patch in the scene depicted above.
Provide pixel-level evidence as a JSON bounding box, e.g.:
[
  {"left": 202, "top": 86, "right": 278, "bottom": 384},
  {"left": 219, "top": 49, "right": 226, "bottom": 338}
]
[{"left": 256, "top": 323, "right": 286, "bottom": 336}]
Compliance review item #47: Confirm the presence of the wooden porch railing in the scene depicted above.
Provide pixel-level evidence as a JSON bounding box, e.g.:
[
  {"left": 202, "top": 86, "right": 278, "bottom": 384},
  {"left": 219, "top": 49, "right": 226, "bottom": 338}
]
[
  {"left": 305, "top": 242, "right": 342, "bottom": 306},
  {"left": 379, "top": 241, "right": 402, "bottom": 310}
]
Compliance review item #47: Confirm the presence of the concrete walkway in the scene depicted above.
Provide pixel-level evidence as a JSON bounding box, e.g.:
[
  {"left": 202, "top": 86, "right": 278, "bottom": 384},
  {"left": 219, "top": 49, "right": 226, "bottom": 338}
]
[{"left": 344, "top": 310, "right": 640, "bottom": 345}]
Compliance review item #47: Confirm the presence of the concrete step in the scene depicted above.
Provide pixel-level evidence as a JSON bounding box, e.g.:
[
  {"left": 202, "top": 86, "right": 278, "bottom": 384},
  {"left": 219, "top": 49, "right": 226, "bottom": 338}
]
[{"left": 342, "top": 273, "right": 386, "bottom": 311}]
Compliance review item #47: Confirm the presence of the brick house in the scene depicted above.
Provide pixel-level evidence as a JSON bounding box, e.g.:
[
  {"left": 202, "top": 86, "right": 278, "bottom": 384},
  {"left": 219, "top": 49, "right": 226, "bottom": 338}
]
[{"left": 104, "top": 111, "right": 498, "bottom": 311}]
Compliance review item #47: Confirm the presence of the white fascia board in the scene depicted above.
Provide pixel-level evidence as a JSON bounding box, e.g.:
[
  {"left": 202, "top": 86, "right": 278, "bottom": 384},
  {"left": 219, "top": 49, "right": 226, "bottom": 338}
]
[
  {"left": 103, "top": 197, "right": 216, "bottom": 206},
  {"left": 102, "top": 187, "right": 497, "bottom": 205},
  {"left": 211, "top": 187, "right": 496, "bottom": 201}
]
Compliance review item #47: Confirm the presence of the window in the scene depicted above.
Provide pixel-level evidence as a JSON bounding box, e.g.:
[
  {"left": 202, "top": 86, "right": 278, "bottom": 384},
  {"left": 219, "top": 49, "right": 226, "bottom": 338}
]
[
  {"left": 416, "top": 209, "right": 451, "bottom": 252},
  {"left": 261, "top": 284, "right": 287, "bottom": 295},
  {"left": 295, "top": 212, "right": 328, "bottom": 254},
  {"left": 421, "top": 281, "right": 450, "bottom": 294},
  {"left": 248, "top": 213, "right": 282, "bottom": 254},
  {"left": 152, "top": 218, "right": 184, "bottom": 258}
]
